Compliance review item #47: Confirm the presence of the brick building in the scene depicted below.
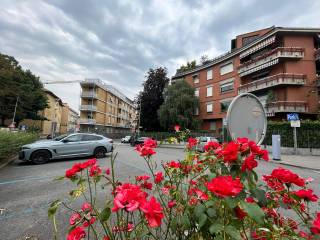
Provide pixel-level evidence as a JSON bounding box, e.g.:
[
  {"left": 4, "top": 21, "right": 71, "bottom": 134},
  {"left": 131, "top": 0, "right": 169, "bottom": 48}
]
[
  {"left": 171, "top": 27, "right": 320, "bottom": 134},
  {"left": 79, "top": 79, "right": 136, "bottom": 133}
]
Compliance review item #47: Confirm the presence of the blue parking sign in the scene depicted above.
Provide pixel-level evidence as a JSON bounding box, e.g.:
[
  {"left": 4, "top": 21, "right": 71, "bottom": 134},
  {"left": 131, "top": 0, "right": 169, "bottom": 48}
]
[{"left": 287, "top": 113, "right": 299, "bottom": 121}]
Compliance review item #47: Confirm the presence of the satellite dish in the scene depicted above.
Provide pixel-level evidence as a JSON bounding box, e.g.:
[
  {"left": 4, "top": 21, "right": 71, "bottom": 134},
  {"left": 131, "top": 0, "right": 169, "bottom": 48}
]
[{"left": 226, "top": 93, "right": 267, "bottom": 145}]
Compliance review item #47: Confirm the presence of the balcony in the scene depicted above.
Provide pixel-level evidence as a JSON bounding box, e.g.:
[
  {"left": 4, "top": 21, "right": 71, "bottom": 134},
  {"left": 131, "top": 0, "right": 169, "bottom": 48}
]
[
  {"left": 79, "top": 119, "right": 96, "bottom": 125},
  {"left": 315, "top": 49, "right": 320, "bottom": 61},
  {"left": 265, "top": 101, "right": 308, "bottom": 116},
  {"left": 80, "top": 105, "right": 97, "bottom": 111},
  {"left": 317, "top": 76, "right": 320, "bottom": 87},
  {"left": 238, "top": 73, "right": 306, "bottom": 94},
  {"left": 238, "top": 47, "right": 304, "bottom": 77},
  {"left": 81, "top": 91, "right": 98, "bottom": 98}
]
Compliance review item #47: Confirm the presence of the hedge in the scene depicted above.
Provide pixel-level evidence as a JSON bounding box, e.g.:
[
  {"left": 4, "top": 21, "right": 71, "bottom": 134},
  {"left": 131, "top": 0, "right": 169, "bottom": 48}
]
[{"left": 0, "top": 131, "right": 38, "bottom": 162}]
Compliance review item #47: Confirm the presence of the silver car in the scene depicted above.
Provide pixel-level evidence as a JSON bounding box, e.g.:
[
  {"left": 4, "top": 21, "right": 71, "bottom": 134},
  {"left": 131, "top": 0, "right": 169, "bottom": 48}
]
[{"left": 19, "top": 133, "right": 113, "bottom": 164}]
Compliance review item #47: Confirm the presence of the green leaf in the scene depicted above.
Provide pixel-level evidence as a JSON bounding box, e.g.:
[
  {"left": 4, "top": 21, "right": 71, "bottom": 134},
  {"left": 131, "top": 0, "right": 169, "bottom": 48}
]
[
  {"left": 240, "top": 201, "right": 265, "bottom": 225},
  {"left": 225, "top": 198, "right": 238, "bottom": 209},
  {"left": 204, "top": 200, "right": 215, "bottom": 208},
  {"left": 209, "top": 223, "right": 223, "bottom": 234},
  {"left": 48, "top": 200, "right": 61, "bottom": 218},
  {"left": 100, "top": 207, "right": 111, "bottom": 222},
  {"left": 225, "top": 225, "right": 241, "bottom": 240},
  {"left": 252, "top": 189, "right": 267, "bottom": 206},
  {"left": 182, "top": 214, "right": 191, "bottom": 229},
  {"left": 54, "top": 176, "right": 65, "bottom": 181},
  {"left": 194, "top": 204, "right": 206, "bottom": 218},
  {"left": 207, "top": 172, "right": 216, "bottom": 181},
  {"left": 198, "top": 213, "right": 207, "bottom": 228},
  {"left": 206, "top": 208, "right": 216, "bottom": 218}
]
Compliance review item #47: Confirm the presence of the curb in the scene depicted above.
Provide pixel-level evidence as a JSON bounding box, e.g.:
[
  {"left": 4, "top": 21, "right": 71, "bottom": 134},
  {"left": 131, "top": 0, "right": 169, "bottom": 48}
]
[
  {"left": 0, "top": 155, "right": 17, "bottom": 170},
  {"left": 270, "top": 160, "right": 320, "bottom": 171}
]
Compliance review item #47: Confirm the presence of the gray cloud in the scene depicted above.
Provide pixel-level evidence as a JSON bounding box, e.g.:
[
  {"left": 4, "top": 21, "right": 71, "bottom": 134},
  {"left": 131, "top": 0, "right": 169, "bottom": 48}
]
[{"left": 1, "top": 0, "right": 319, "bottom": 111}]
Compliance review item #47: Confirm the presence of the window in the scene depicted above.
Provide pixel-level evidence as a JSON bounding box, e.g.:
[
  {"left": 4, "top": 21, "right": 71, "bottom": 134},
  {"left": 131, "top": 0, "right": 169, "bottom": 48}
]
[
  {"left": 220, "top": 62, "right": 233, "bottom": 75},
  {"left": 82, "top": 135, "right": 102, "bottom": 141},
  {"left": 209, "top": 121, "right": 216, "bottom": 130},
  {"left": 206, "top": 86, "right": 213, "bottom": 97},
  {"left": 220, "top": 101, "right": 231, "bottom": 112},
  {"left": 193, "top": 74, "right": 199, "bottom": 84},
  {"left": 206, "top": 103, "right": 213, "bottom": 113},
  {"left": 194, "top": 107, "right": 199, "bottom": 115},
  {"left": 195, "top": 88, "right": 199, "bottom": 97},
  {"left": 64, "top": 134, "right": 83, "bottom": 142},
  {"left": 207, "top": 69, "right": 213, "bottom": 80},
  {"left": 220, "top": 79, "right": 234, "bottom": 93}
]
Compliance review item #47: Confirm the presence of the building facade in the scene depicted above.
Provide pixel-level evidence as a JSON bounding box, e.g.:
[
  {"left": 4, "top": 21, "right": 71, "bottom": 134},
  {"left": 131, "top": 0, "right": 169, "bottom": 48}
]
[
  {"left": 171, "top": 27, "right": 320, "bottom": 134},
  {"left": 79, "top": 79, "right": 136, "bottom": 133},
  {"left": 60, "top": 103, "right": 79, "bottom": 134}
]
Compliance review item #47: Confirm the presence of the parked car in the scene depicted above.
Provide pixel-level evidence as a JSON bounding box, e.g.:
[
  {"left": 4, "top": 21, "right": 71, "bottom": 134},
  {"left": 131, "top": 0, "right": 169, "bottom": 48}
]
[
  {"left": 196, "top": 136, "right": 219, "bottom": 152},
  {"left": 121, "top": 135, "right": 132, "bottom": 143},
  {"left": 19, "top": 133, "right": 113, "bottom": 164},
  {"left": 130, "top": 136, "right": 152, "bottom": 146}
]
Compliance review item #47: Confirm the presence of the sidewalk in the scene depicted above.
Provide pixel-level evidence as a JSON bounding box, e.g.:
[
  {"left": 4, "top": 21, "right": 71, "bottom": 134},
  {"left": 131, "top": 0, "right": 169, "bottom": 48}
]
[{"left": 271, "top": 154, "right": 320, "bottom": 171}]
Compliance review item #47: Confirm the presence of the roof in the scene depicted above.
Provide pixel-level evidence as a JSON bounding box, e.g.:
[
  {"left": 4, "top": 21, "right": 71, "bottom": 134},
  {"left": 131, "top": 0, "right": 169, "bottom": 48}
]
[
  {"left": 172, "top": 27, "right": 320, "bottom": 79},
  {"left": 44, "top": 89, "right": 63, "bottom": 105}
]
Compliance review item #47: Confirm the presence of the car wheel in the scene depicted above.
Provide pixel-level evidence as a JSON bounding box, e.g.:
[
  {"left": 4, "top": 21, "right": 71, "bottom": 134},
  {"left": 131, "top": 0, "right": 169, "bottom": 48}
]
[
  {"left": 94, "top": 147, "right": 107, "bottom": 158},
  {"left": 31, "top": 150, "right": 51, "bottom": 164}
]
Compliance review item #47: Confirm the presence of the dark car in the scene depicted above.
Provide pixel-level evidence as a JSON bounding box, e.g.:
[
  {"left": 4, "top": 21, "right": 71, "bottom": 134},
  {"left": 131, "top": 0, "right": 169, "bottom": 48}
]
[{"left": 130, "top": 136, "right": 153, "bottom": 146}]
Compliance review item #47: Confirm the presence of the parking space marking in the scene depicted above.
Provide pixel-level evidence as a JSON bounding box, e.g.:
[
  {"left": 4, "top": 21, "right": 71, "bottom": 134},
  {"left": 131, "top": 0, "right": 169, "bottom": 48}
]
[{"left": 0, "top": 176, "right": 51, "bottom": 185}]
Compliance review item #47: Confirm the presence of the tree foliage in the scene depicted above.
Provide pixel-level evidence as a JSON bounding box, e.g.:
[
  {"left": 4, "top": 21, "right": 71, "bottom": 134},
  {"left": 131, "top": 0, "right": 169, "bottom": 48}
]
[
  {"left": 135, "top": 67, "right": 169, "bottom": 131},
  {"left": 158, "top": 80, "right": 200, "bottom": 130},
  {"left": 176, "top": 60, "right": 197, "bottom": 74},
  {"left": 0, "top": 53, "right": 48, "bottom": 125}
]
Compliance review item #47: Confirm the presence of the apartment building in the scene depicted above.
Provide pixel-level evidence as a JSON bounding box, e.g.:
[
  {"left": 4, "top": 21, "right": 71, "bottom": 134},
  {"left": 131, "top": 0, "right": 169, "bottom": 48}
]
[
  {"left": 171, "top": 27, "right": 320, "bottom": 133},
  {"left": 79, "top": 79, "right": 136, "bottom": 133},
  {"left": 60, "top": 103, "right": 79, "bottom": 134}
]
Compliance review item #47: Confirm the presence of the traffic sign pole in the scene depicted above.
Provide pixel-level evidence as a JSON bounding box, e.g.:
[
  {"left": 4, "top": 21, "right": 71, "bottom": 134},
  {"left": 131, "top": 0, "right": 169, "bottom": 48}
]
[{"left": 293, "top": 127, "right": 297, "bottom": 155}]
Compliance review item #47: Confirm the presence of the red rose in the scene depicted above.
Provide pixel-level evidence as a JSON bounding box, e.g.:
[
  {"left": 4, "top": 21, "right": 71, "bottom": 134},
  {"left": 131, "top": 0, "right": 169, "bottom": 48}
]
[
  {"left": 69, "top": 212, "right": 81, "bottom": 225},
  {"left": 186, "top": 137, "right": 198, "bottom": 150},
  {"left": 168, "top": 200, "right": 176, "bottom": 208},
  {"left": 112, "top": 183, "right": 147, "bottom": 212},
  {"left": 245, "top": 197, "right": 255, "bottom": 203},
  {"left": 141, "top": 181, "right": 153, "bottom": 190},
  {"left": 135, "top": 145, "right": 156, "bottom": 157},
  {"left": 206, "top": 176, "right": 243, "bottom": 198},
  {"left": 311, "top": 213, "right": 320, "bottom": 234},
  {"left": 203, "top": 141, "right": 220, "bottom": 152},
  {"left": 65, "top": 168, "right": 78, "bottom": 178},
  {"left": 188, "top": 188, "right": 208, "bottom": 201},
  {"left": 105, "top": 168, "right": 110, "bottom": 175},
  {"left": 143, "top": 138, "right": 157, "bottom": 148},
  {"left": 140, "top": 197, "right": 164, "bottom": 228},
  {"left": 270, "top": 167, "right": 305, "bottom": 187},
  {"left": 241, "top": 154, "right": 258, "bottom": 172},
  {"left": 67, "top": 226, "right": 86, "bottom": 240},
  {"left": 135, "top": 175, "right": 150, "bottom": 181},
  {"left": 154, "top": 172, "right": 164, "bottom": 184},
  {"left": 221, "top": 142, "right": 239, "bottom": 163},
  {"left": 89, "top": 165, "right": 102, "bottom": 177},
  {"left": 81, "top": 202, "right": 92, "bottom": 212},
  {"left": 174, "top": 125, "right": 180, "bottom": 132},
  {"left": 234, "top": 206, "right": 247, "bottom": 220},
  {"left": 293, "top": 189, "right": 318, "bottom": 202},
  {"left": 80, "top": 158, "right": 97, "bottom": 169},
  {"left": 83, "top": 217, "right": 96, "bottom": 227},
  {"left": 103, "top": 236, "right": 110, "bottom": 240},
  {"left": 166, "top": 160, "right": 181, "bottom": 169}
]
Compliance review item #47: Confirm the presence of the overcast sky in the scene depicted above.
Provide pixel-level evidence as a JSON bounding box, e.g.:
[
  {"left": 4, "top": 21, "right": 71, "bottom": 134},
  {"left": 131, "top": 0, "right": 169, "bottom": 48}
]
[{"left": 1, "top": 0, "right": 319, "bottom": 112}]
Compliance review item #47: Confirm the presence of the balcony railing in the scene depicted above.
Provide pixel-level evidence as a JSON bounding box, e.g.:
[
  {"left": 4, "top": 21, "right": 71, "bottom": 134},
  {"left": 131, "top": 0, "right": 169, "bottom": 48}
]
[
  {"left": 315, "top": 49, "right": 320, "bottom": 61},
  {"left": 265, "top": 101, "right": 308, "bottom": 116},
  {"left": 81, "top": 91, "right": 97, "bottom": 98},
  {"left": 317, "top": 76, "right": 320, "bottom": 87},
  {"left": 80, "top": 105, "right": 97, "bottom": 111},
  {"left": 238, "top": 47, "right": 304, "bottom": 77},
  {"left": 238, "top": 73, "right": 306, "bottom": 94},
  {"left": 79, "top": 119, "right": 96, "bottom": 125}
]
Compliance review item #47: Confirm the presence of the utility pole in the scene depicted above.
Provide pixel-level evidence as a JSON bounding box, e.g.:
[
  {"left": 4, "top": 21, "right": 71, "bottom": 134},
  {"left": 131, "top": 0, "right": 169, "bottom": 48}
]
[{"left": 11, "top": 96, "right": 19, "bottom": 128}]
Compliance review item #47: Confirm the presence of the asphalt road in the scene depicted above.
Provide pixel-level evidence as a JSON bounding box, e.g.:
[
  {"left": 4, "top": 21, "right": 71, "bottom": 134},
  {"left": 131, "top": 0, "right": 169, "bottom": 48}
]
[{"left": 0, "top": 144, "right": 319, "bottom": 240}]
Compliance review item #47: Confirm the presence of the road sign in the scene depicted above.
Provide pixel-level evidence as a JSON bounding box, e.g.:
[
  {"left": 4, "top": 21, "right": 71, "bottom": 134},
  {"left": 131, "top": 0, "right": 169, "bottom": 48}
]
[
  {"left": 290, "top": 120, "right": 301, "bottom": 128},
  {"left": 223, "top": 117, "right": 227, "bottom": 126},
  {"left": 287, "top": 113, "right": 299, "bottom": 121}
]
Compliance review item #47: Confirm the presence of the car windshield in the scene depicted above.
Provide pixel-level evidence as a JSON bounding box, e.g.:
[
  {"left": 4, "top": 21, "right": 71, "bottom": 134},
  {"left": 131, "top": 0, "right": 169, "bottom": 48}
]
[{"left": 54, "top": 134, "right": 68, "bottom": 141}]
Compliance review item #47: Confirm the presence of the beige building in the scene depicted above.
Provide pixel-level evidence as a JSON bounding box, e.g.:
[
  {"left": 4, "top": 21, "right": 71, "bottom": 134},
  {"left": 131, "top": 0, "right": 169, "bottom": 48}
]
[
  {"left": 79, "top": 79, "right": 136, "bottom": 133},
  {"left": 20, "top": 89, "right": 79, "bottom": 135}
]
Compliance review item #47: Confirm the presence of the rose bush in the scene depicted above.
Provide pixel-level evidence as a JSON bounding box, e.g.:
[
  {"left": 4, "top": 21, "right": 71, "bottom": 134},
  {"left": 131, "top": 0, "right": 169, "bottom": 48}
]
[{"left": 49, "top": 128, "right": 320, "bottom": 239}]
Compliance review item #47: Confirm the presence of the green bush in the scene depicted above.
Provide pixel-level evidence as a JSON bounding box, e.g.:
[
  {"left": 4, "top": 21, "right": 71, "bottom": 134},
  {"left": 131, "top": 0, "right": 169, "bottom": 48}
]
[
  {"left": 262, "top": 120, "right": 320, "bottom": 148},
  {"left": 0, "top": 131, "right": 38, "bottom": 162}
]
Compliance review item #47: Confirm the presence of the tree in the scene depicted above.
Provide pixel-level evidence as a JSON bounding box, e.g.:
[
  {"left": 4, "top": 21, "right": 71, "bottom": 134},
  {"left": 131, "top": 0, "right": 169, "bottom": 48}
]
[
  {"left": 0, "top": 53, "right": 48, "bottom": 126},
  {"left": 176, "top": 60, "right": 197, "bottom": 74},
  {"left": 200, "top": 55, "right": 210, "bottom": 65},
  {"left": 158, "top": 80, "right": 200, "bottom": 130},
  {"left": 136, "top": 67, "right": 169, "bottom": 131}
]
